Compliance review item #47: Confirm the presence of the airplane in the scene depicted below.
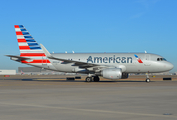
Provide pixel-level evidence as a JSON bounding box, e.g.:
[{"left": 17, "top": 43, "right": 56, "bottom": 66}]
[
  {"left": 6, "top": 25, "right": 174, "bottom": 82},
  {"left": 21, "top": 70, "right": 25, "bottom": 75}
]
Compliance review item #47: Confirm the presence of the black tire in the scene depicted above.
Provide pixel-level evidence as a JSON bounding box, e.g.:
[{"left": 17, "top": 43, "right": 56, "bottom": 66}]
[
  {"left": 85, "top": 77, "right": 92, "bottom": 82},
  {"left": 93, "top": 76, "right": 100, "bottom": 82},
  {"left": 146, "top": 78, "right": 150, "bottom": 83}
]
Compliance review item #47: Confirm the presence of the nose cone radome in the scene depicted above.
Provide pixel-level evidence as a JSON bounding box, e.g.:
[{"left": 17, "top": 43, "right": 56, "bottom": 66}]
[{"left": 165, "top": 62, "right": 174, "bottom": 71}]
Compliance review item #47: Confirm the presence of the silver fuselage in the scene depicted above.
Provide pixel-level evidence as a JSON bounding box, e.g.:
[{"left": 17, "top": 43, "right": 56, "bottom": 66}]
[{"left": 28, "top": 53, "right": 173, "bottom": 73}]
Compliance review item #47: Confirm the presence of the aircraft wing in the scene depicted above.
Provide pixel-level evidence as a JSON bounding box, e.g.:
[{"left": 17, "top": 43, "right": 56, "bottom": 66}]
[
  {"left": 40, "top": 44, "right": 107, "bottom": 68},
  {"left": 47, "top": 55, "right": 104, "bottom": 68},
  {"left": 47, "top": 55, "right": 126, "bottom": 71}
]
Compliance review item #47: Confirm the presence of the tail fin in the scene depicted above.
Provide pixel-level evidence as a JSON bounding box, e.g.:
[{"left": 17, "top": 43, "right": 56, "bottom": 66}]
[
  {"left": 14, "top": 25, "right": 50, "bottom": 64},
  {"left": 15, "top": 25, "right": 44, "bottom": 55}
]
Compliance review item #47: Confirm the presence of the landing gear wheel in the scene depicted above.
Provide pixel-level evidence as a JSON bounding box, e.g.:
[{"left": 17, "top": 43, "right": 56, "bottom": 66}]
[
  {"left": 146, "top": 78, "right": 150, "bottom": 83},
  {"left": 85, "top": 77, "right": 92, "bottom": 82},
  {"left": 93, "top": 76, "right": 100, "bottom": 82}
]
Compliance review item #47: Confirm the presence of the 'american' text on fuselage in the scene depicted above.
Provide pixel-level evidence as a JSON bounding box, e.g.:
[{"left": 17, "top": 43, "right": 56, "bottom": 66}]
[{"left": 87, "top": 56, "right": 133, "bottom": 63}]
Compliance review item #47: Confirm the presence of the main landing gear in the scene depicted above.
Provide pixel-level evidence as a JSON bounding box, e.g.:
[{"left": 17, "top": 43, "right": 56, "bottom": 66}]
[
  {"left": 85, "top": 76, "right": 100, "bottom": 82},
  {"left": 85, "top": 77, "right": 92, "bottom": 82},
  {"left": 93, "top": 76, "right": 100, "bottom": 82}
]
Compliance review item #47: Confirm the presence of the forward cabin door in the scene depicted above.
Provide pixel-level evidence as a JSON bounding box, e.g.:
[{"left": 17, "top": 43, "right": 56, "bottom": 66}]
[{"left": 144, "top": 54, "right": 151, "bottom": 66}]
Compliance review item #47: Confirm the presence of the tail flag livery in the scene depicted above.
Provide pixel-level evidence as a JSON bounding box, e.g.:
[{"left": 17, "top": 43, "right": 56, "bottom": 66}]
[
  {"left": 134, "top": 54, "right": 143, "bottom": 63},
  {"left": 15, "top": 25, "right": 43, "bottom": 54},
  {"left": 14, "top": 25, "right": 50, "bottom": 64}
]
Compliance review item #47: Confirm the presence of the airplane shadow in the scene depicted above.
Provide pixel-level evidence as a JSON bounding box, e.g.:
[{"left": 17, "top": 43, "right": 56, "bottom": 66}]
[
  {"left": 20, "top": 78, "right": 149, "bottom": 83},
  {"left": 99, "top": 80, "right": 147, "bottom": 83},
  {"left": 1, "top": 78, "right": 152, "bottom": 83}
]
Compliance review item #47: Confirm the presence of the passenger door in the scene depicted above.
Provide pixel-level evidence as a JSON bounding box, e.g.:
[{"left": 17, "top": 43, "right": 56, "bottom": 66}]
[{"left": 144, "top": 54, "right": 151, "bottom": 66}]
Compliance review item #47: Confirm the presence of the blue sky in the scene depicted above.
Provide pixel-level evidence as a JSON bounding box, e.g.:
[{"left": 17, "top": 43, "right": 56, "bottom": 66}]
[{"left": 0, "top": 0, "right": 177, "bottom": 72}]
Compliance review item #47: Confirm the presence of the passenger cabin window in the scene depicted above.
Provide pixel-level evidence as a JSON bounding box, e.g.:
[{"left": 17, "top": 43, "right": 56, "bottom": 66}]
[{"left": 157, "top": 58, "right": 167, "bottom": 61}]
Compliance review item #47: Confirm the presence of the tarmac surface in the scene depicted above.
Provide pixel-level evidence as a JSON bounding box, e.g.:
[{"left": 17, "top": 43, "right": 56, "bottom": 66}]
[{"left": 0, "top": 75, "right": 177, "bottom": 120}]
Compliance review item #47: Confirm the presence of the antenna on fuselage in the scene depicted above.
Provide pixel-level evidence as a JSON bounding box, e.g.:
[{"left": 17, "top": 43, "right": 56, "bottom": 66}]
[{"left": 145, "top": 51, "right": 147, "bottom": 53}]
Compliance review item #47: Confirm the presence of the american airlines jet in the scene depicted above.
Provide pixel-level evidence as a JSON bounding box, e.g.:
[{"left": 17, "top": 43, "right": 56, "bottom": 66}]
[{"left": 6, "top": 25, "right": 174, "bottom": 82}]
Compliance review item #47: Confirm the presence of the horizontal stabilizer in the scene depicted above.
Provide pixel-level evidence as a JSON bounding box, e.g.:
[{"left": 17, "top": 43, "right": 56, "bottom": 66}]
[{"left": 5, "top": 55, "right": 31, "bottom": 60}]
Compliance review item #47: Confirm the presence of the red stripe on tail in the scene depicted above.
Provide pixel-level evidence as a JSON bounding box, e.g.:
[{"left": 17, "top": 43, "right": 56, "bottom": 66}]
[
  {"left": 19, "top": 46, "right": 30, "bottom": 50},
  {"left": 16, "top": 32, "right": 23, "bottom": 35},
  {"left": 20, "top": 53, "right": 46, "bottom": 57},
  {"left": 14, "top": 25, "right": 19, "bottom": 28},
  {"left": 18, "top": 39, "right": 26, "bottom": 42}
]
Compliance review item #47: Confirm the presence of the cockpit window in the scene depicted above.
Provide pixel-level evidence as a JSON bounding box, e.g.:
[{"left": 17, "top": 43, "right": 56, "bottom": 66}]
[
  {"left": 157, "top": 58, "right": 167, "bottom": 61},
  {"left": 162, "top": 58, "right": 167, "bottom": 61}
]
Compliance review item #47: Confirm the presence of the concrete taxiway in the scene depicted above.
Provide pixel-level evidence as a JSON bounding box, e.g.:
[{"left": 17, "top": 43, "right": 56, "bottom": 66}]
[{"left": 0, "top": 75, "right": 177, "bottom": 120}]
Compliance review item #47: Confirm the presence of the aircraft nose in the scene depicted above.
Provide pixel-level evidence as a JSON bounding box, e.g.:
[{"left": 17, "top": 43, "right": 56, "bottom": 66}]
[{"left": 165, "top": 62, "right": 174, "bottom": 71}]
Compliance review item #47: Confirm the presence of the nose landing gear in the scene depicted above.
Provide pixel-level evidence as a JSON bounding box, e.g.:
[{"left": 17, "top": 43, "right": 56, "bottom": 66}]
[
  {"left": 146, "top": 78, "right": 150, "bottom": 83},
  {"left": 145, "top": 73, "right": 150, "bottom": 83}
]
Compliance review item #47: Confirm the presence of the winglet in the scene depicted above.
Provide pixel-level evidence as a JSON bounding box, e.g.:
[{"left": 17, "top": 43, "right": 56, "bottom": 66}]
[{"left": 40, "top": 44, "right": 52, "bottom": 57}]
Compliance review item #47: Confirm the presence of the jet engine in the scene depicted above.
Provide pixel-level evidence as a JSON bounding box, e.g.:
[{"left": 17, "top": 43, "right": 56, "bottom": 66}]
[{"left": 101, "top": 68, "right": 122, "bottom": 79}]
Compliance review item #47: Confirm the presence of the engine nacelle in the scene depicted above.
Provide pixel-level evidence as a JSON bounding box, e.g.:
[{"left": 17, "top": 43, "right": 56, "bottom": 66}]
[
  {"left": 101, "top": 68, "right": 122, "bottom": 79},
  {"left": 121, "top": 73, "right": 129, "bottom": 79}
]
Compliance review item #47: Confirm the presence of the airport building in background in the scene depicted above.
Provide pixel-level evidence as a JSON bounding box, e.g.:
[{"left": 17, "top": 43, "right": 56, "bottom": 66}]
[
  {"left": 0, "top": 70, "right": 16, "bottom": 75},
  {"left": 18, "top": 67, "right": 46, "bottom": 73},
  {"left": 18, "top": 67, "right": 73, "bottom": 75}
]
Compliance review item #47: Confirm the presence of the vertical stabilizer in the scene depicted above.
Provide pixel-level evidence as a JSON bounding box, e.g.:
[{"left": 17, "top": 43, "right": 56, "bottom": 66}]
[
  {"left": 14, "top": 25, "right": 50, "bottom": 64},
  {"left": 15, "top": 25, "right": 44, "bottom": 54}
]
